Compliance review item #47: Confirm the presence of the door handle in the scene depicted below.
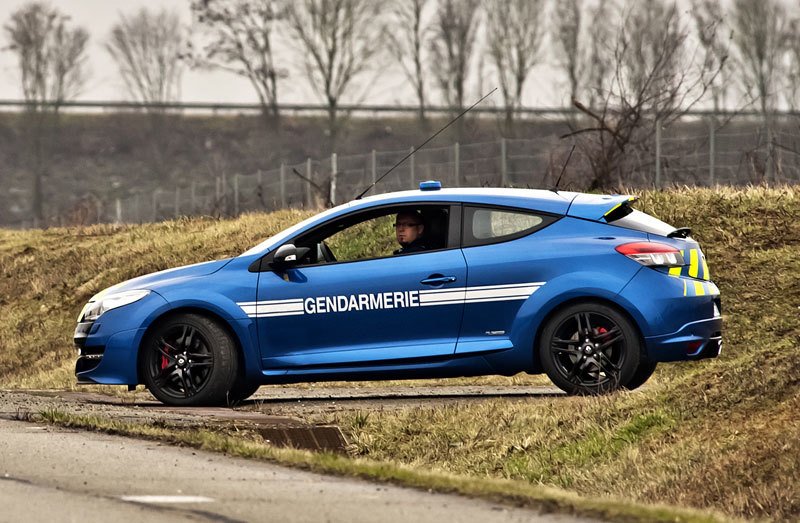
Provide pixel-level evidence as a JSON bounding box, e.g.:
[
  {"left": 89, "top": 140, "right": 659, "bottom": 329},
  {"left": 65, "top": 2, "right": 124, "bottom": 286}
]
[{"left": 420, "top": 275, "right": 457, "bottom": 286}]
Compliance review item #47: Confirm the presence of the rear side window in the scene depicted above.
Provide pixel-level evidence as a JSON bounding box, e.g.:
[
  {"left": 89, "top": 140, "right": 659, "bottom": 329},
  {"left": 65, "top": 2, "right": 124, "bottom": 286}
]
[
  {"left": 463, "top": 206, "right": 557, "bottom": 247},
  {"left": 607, "top": 208, "right": 676, "bottom": 237}
]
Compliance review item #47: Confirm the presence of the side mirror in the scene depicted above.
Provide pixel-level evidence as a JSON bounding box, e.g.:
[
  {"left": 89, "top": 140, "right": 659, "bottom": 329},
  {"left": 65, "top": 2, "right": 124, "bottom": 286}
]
[{"left": 272, "top": 243, "right": 298, "bottom": 267}]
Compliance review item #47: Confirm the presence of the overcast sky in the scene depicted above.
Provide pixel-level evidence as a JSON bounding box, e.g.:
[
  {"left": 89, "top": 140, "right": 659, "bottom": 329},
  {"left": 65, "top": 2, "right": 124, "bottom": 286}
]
[{"left": 0, "top": 0, "right": 565, "bottom": 108}]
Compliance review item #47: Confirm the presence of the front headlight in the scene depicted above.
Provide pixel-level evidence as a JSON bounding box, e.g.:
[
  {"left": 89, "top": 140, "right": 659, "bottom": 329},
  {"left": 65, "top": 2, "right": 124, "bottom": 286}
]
[{"left": 81, "top": 290, "right": 151, "bottom": 322}]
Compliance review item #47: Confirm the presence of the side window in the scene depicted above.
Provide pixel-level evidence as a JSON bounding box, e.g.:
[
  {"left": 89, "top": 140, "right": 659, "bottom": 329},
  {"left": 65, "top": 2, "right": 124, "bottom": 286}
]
[
  {"left": 463, "top": 206, "right": 556, "bottom": 247},
  {"left": 291, "top": 205, "right": 452, "bottom": 266},
  {"left": 326, "top": 215, "right": 396, "bottom": 262}
]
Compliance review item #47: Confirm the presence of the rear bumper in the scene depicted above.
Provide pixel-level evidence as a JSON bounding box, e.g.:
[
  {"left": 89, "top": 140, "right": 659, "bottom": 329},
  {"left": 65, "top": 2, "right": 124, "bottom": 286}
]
[{"left": 643, "top": 316, "right": 722, "bottom": 362}]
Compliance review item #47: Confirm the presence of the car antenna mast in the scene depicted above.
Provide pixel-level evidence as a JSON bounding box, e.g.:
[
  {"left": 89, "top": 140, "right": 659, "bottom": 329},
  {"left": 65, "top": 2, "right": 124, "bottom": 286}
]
[
  {"left": 550, "top": 144, "right": 576, "bottom": 193},
  {"left": 354, "top": 87, "right": 497, "bottom": 200}
]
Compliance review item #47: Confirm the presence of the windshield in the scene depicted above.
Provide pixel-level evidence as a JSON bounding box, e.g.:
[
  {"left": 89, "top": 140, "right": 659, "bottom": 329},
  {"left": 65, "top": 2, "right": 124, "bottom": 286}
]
[{"left": 239, "top": 202, "right": 357, "bottom": 257}]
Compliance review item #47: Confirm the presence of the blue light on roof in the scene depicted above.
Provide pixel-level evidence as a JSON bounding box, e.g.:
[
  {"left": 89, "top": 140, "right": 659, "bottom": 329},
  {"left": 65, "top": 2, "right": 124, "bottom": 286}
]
[{"left": 419, "top": 180, "right": 442, "bottom": 191}]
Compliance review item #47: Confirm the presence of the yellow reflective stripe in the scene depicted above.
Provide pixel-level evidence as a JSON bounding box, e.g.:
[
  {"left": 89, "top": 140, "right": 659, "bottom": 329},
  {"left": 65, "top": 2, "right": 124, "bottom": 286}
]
[
  {"left": 604, "top": 203, "right": 622, "bottom": 217},
  {"left": 683, "top": 280, "right": 687, "bottom": 296},
  {"left": 693, "top": 281, "right": 705, "bottom": 296},
  {"left": 669, "top": 267, "right": 681, "bottom": 277},
  {"left": 689, "top": 249, "right": 699, "bottom": 278},
  {"left": 701, "top": 255, "right": 710, "bottom": 281}
]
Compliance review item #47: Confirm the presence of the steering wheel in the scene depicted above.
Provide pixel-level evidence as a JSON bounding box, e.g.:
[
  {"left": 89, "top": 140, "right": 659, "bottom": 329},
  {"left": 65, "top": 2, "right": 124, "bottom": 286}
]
[{"left": 319, "top": 240, "right": 337, "bottom": 263}]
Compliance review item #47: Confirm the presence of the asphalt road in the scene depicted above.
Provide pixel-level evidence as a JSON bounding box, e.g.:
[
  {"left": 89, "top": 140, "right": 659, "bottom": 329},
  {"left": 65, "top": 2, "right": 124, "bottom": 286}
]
[{"left": 0, "top": 418, "right": 593, "bottom": 523}]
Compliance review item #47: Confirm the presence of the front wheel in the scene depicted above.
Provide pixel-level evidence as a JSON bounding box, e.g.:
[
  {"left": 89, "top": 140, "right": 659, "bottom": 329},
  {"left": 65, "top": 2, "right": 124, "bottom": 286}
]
[
  {"left": 540, "top": 302, "right": 641, "bottom": 395},
  {"left": 141, "top": 313, "right": 238, "bottom": 406}
]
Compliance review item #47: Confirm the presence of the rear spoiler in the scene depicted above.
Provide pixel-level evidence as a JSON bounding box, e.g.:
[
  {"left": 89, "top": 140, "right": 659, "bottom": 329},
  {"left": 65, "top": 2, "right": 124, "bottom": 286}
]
[{"left": 566, "top": 194, "right": 638, "bottom": 221}]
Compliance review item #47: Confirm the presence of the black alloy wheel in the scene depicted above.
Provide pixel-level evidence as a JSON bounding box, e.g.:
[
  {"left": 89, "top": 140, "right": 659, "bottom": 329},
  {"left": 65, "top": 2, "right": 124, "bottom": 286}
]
[
  {"left": 540, "top": 302, "right": 640, "bottom": 395},
  {"left": 141, "top": 313, "right": 237, "bottom": 406}
]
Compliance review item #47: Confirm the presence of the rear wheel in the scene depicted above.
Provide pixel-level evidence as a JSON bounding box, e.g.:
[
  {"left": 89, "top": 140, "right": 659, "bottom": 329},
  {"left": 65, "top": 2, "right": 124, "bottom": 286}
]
[
  {"left": 624, "top": 359, "right": 657, "bottom": 390},
  {"left": 141, "top": 313, "right": 238, "bottom": 406},
  {"left": 540, "top": 302, "right": 640, "bottom": 395}
]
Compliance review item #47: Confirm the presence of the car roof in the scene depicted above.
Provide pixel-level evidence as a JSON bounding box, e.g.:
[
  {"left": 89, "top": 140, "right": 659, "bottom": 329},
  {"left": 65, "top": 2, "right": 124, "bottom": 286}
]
[
  {"left": 240, "top": 187, "right": 636, "bottom": 257},
  {"left": 357, "top": 187, "right": 578, "bottom": 214}
]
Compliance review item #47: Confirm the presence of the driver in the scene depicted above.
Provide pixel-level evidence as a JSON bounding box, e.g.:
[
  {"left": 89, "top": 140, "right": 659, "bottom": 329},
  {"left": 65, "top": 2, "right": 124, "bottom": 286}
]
[{"left": 393, "top": 210, "right": 427, "bottom": 255}]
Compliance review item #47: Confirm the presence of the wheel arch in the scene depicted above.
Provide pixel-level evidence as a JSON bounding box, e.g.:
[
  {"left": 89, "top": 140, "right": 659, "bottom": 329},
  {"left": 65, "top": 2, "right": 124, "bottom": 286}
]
[
  {"left": 530, "top": 295, "right": 646, "bottom": 374},
  {"left": 136, "top": 306, "right": 256, "bottom": 384}
]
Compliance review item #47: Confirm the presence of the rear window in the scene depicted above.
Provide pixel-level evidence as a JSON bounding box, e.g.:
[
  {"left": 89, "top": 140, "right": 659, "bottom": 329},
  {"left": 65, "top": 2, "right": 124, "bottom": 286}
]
[
  {"left": 606, "top": 208, "right": 676, "bottom": 237},
  {"left": 463, "top": 206, "right": 557, "bottom": 247}
]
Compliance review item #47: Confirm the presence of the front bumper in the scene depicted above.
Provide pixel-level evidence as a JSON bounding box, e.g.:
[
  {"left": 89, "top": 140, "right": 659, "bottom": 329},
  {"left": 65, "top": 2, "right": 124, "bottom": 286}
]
[{"left": 73, "top": 291, "right": 169, "bottom": 385}]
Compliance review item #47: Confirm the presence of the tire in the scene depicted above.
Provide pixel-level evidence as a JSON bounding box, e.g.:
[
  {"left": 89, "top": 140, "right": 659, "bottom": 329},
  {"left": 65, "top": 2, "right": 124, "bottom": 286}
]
[
  {"left": 141, "top": 313, "right": 238, "bottom": 406},
  {"left": 624, "top": 359, "right": 657, "bottom": 390},
  {"left": 227, "top": 381, "right": 261, "bottom": 404},
  {"left": 540, "top": 302, "right": 641, "bottom": 395}
]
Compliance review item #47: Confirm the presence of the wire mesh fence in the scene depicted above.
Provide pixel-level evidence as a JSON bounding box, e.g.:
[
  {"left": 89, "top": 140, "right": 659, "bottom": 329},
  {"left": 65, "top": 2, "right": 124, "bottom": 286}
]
[{"left": 8, "top": 112, "right": 800, "bottom": 228}]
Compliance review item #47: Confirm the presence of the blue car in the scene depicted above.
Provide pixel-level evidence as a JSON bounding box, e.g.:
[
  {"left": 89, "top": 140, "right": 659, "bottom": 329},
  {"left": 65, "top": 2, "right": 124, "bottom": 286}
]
[{"left": 74, "top": 183, "right": 722, "bottom": 406}]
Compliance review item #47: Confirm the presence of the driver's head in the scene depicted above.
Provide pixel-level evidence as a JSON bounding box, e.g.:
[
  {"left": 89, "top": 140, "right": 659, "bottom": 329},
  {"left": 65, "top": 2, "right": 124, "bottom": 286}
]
[{"left": 394, "top": 211, "right": 424, "bottom": 246}]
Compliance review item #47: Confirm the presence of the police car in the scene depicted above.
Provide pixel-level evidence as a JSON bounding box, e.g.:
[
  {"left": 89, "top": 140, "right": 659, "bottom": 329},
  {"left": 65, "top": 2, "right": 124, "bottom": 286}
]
[{"left": 74, "top": 182, "right": 722, "bottom": 406}]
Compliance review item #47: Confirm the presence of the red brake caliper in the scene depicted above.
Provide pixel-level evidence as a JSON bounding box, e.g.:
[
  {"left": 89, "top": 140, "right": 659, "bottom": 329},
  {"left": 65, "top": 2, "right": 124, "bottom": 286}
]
[{"left": 161, "top": 345, "right": 169, "bottom": 369}]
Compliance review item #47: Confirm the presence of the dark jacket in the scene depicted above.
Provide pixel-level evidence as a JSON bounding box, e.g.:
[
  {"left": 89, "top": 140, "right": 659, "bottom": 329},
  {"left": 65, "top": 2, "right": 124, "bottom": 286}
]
[{"left": 393, "top": 238, "right": 428, "bottom": 255}]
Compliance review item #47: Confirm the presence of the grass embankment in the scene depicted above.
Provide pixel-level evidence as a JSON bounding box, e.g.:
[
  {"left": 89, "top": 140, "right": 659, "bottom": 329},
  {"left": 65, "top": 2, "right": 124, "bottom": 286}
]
[{"left": 1, "top": 187, "right": 798, "bottom": 520}]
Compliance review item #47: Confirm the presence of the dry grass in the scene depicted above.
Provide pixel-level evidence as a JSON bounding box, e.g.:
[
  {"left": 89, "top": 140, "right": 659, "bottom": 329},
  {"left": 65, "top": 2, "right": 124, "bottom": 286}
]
[{"left": 2, "top": 186, "right": 798, "bottom": 520}]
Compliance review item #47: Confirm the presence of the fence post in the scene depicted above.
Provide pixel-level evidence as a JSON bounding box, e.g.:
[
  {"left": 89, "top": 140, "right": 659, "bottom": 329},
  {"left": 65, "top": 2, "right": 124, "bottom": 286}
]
[
  {"left": 152, "top": 189, "right": 159, "bottom": 221},
  {"left": 222, "top": 172, "right": 228, "bottom": 214},
  {"left": 500, "top": 138, "right": 508, "bottom": 186},
  {"left": 371, "top": 149, "right": 377, "bottom": 184},
  {"left": 708, "top": 118, "right": 716, "bottom": 186},
  {"left": 174, "top": 187, "right": 180, "bottom": 217},
  {"left": 115, "top": 198, "right": 122, "bottom": 224},
  {"left": 330, "top": 153, "right": 338, "bottom": 206},
  {"left": 654, "top": 120, "right": 662, "bottom": 188},
  {"left": 215, "top": 177, "right": 221, "bottom": 211},
  {"left": 409, "top": 146, "right": 415, "bottom": 188},
  {"left": 454, "top": 142, "right": 460, "bottom": 187},
  {"left": 134, "top": 193, "right": 140, "bottom": 223},
  {"left": 306, "top": 158, "right": 313, "bottom": 208},
  {"left": 766, "top": 117, "right": 775, "bottom": 184},
  {"left": 280, "top": 163, "right": 286, "bottom": 208},
  {"left": 234, "top": 174, "right": 240, "bottom": 215}
]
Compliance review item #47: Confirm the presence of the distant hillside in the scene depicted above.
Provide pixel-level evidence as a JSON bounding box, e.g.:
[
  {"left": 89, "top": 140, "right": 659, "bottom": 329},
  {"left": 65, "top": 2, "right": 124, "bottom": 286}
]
[{"left": 0, "top": 186, "right": 797, "bottom": 519}]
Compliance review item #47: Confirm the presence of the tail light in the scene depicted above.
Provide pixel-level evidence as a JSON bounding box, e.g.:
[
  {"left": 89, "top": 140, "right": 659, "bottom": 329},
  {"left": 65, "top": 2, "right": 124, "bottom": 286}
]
[{"left": 615, "top": 242, "right": 685, "bottom": 267}]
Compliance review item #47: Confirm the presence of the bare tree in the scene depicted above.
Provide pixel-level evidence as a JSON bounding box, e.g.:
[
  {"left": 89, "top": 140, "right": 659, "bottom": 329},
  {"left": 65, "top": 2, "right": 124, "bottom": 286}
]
[
  {"left": 730, "top": 0, "right": 787, "bottom": 118},
  {"left": 689, "top": 0, "right": 731, "bottom": 112},
  {"left": 552, "top": 0, "right": 614, "bottom": 109},
  {"left": 730, "top": 0, "right": 788, "bottom": 182},
  {"left": 427, "top": 0, "right": 481, "bottom": 115},
  {"left": 484, "top": 0, "right": 546, "bottom": 134},
  {"left": 286, "top": 0, "right": 384, "bottom": 152},
  {"left": 190, "top": 0, "right": 286, "bottom": 122},
  {"left": 786, "top": 17, "right": 800, "bottom": 110},
  {"left": 567, "top": 0, "right": 723, "bottom": 189},
  {"left": 3, "top": 2, "right": 89, "bottom": 225},
  {"left": 106, "top": 8, "right": 184, "bottom": 106},
  {"left": 385, "top": 0, "right": 432, "bottom": 127}
]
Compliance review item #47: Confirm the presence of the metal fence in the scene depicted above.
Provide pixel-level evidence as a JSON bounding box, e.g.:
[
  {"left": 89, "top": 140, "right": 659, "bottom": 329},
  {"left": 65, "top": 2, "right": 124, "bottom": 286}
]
[
  {"left": 6, "top": 111, "right": 800, "bottom": 228},
  {"left": 110, "top": 116, "right": 799, "bottom": 225}
]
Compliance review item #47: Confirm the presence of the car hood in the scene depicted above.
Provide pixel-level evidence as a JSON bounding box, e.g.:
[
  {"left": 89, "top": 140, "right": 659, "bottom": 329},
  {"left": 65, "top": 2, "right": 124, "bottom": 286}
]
[{"left": 94, "top": 258, "right": 232, "bottom": 298}]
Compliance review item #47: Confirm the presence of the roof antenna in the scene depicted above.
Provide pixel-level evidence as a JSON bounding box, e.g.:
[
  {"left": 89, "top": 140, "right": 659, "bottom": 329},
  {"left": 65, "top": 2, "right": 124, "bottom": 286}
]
[
  {"left": 354, "top": 87, "right": 497, "bottom": 200},
  {"left": 550, "top": 144, "right": 575, "bottom": 193}
]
